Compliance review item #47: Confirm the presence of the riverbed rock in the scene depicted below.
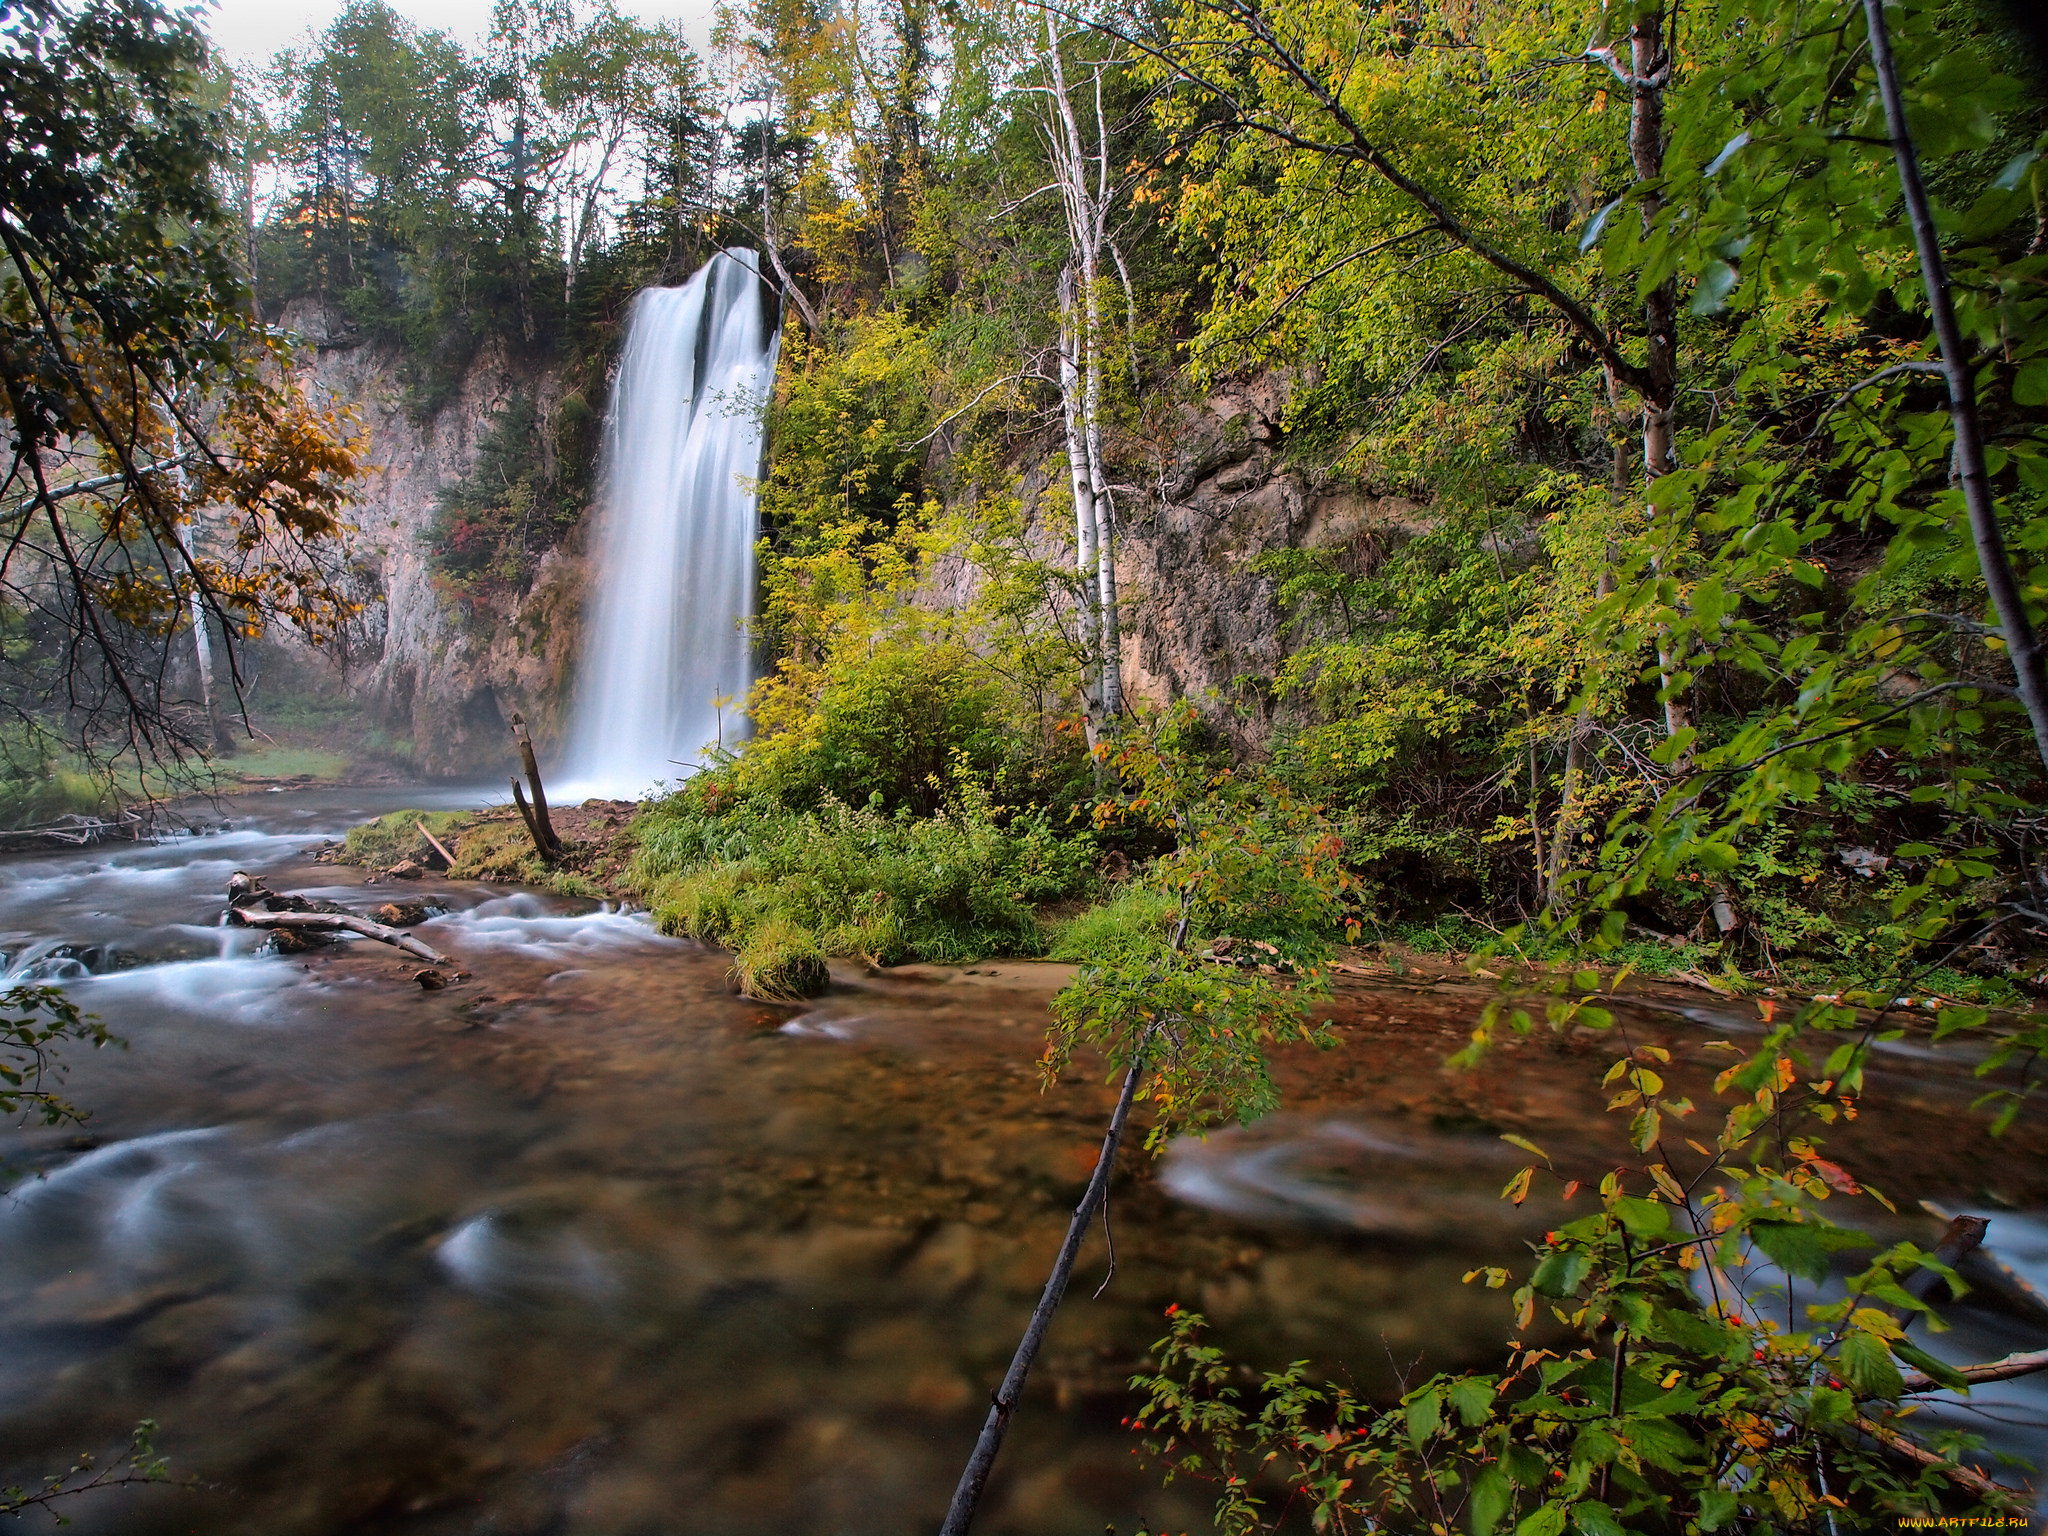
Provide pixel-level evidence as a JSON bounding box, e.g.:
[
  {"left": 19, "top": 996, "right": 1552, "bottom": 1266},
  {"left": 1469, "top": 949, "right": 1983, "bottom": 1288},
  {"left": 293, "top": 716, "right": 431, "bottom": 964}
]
[
  {"left": 386, "top": 859, "right": 424, "bottom": 880},
  {"left": 375, "top": 901, "right": 431, "bottom": 926}
]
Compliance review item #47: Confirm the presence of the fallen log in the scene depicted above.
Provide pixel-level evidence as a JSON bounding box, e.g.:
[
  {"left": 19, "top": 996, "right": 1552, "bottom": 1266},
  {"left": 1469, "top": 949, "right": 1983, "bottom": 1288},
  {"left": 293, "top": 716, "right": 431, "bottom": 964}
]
[{"left": 228, "top": 908, "right": 447, "bottom": 964}]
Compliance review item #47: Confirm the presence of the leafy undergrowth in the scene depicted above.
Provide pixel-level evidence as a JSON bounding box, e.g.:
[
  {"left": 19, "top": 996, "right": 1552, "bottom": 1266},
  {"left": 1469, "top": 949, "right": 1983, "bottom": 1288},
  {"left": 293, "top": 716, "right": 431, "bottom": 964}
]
[{"left": 629, "top": 775, "right": 1100, "bottom": 996}]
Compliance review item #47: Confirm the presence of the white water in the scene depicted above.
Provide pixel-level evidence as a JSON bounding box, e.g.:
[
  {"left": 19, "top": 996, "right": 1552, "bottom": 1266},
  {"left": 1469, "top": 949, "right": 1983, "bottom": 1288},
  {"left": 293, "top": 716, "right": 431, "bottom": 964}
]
[{"left": 561, "top": 248, "right": 781, "bottom": 799}]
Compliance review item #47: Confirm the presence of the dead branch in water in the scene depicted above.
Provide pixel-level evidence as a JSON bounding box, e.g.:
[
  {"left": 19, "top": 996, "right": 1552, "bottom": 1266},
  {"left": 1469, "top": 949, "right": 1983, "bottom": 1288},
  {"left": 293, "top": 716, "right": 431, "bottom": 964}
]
[
  {"left": 227, "top": 908, "right": 447, "bottom": 964},
  {"left": 1900, "top": 1348, "right": 2048, "bottom": 1394}
]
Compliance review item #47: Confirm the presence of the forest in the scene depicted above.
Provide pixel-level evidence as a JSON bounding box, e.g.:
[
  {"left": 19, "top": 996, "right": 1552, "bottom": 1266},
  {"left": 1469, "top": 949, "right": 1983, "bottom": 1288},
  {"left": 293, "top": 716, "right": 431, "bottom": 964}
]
[{"left": 3, "top": 0, "right": 2048, "bottom": 1527}]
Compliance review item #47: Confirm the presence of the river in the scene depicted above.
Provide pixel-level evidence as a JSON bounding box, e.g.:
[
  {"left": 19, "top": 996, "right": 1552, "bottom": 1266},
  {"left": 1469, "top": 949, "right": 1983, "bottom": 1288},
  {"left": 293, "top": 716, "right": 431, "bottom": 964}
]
[{"left": 0, "top": 789, "right": 2042, "bottom": 1532}]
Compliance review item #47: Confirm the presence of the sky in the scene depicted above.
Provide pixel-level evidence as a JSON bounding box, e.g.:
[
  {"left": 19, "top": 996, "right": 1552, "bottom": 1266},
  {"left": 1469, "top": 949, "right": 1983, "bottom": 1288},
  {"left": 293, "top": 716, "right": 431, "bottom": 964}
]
[{"left": 203, "top": 0, "right": 722, "bottom": 72}]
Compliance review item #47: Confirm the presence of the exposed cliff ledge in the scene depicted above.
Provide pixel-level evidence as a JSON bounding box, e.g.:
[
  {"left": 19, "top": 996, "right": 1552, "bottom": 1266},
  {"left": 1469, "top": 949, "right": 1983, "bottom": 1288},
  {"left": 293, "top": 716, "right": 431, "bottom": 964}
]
[
  {"left": 968, "top": 373, "right": 1421, "bottom": 752},
  {"left": 284, "top": 302, "right": 587, "bottom": 777}
]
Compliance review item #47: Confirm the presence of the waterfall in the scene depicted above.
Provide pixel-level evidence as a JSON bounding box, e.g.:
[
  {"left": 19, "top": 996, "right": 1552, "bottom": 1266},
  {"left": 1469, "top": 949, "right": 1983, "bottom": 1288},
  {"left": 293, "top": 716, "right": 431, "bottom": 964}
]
[{"left": 561, "top": 249, "right": 780, "bottom": 798}]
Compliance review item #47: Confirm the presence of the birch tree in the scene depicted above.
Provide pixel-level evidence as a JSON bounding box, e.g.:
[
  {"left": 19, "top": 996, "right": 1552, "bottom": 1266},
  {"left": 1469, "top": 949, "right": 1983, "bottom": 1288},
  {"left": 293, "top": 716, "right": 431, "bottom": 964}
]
[{"left": 1036, "top": 17, "right": 1126, "bottom": 740}]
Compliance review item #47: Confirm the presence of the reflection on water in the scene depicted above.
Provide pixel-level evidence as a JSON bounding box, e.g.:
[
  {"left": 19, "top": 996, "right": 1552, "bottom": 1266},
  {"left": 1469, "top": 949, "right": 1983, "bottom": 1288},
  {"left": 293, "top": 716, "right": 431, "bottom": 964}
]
[{"left": 0, "top": 788, "right": 2042, "bottom": 1532}]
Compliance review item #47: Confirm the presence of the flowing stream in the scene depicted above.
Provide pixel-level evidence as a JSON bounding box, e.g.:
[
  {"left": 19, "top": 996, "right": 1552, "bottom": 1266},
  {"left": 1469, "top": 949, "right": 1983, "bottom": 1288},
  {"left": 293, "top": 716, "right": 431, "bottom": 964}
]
[
  {"left": 562, "top": 249, "right": 780, "bottom": 800},
  {"left": 0, "top": 796, "right": 2043, "bottom": 1532}
]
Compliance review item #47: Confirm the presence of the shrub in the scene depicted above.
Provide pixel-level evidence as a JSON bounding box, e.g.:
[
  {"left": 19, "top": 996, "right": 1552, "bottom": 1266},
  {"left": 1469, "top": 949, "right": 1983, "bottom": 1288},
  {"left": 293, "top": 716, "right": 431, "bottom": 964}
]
[
  {"left": 1046, "top": 886, "right": 1178, "bottom": 962},
  {"left": 633, "top": 768, "right": 1099, "bottom": 968},
  {"left": 739, "top": 645, "right": 1011, "bottom": 816}
]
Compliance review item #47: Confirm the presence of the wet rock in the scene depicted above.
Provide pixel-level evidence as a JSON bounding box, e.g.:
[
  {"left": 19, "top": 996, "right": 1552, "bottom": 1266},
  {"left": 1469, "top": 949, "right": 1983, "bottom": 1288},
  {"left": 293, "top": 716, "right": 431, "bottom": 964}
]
[
  {"left": 386, "top": 859, "right": 425, "bottom": 879},
  {"left": 416, "top": 968, "right": 449, "bottom": 990},
  {"left": 227, "top": 870, "right": 271, "bottom": 908},
  {"left": 376, "top": 902, "right": 431, "bottom": 926}
]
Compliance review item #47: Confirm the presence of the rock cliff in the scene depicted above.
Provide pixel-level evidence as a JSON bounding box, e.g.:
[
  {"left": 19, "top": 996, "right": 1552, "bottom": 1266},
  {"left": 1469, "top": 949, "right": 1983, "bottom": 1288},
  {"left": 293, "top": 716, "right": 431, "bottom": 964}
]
[
  {"left": 282, "top": 303, "right": 587, "bottom": 777},
  {"left": 283, "top": 319, "right": 1402, "bottom": 776},
  {"left": 1108, "top": 375, "right": 1419, "bottom": 748}
]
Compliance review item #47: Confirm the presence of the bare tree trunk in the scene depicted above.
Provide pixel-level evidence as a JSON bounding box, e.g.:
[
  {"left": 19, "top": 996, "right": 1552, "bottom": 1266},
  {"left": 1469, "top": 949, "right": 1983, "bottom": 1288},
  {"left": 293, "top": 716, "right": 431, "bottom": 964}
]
[
  {"left": 565, "top": 128, "right": 624, "bottom": 306},
  {"left": 1044, "top": 25, "right": 1125, "bottom": 727},
  {"left": 1624, "top": 7, "right": 1690, "bottom": 748},
  {"left": 1863, "top": 0, "right": 2048, "bottom": 775},
  {"left": 167, "top": 415, "right": 231, "bottom": 753},
  {"left": 758, "top": 94, "right": 822, "bottom": 335},
  {"left": 1057, "top": 266, "right": 1105, "bottom": 744}
]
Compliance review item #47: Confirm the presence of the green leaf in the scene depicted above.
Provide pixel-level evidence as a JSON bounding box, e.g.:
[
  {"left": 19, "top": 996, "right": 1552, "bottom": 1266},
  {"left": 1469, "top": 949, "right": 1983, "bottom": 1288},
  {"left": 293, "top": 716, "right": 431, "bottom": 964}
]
[
  {"left": 1839, "top": 1331, "right": 1906, "bottom": 1400},
  {"left": 1515, "top": 1501, "right": 1568, "bottom": 1536},
  {"left": 2014, "top": 360, "right": 2048, "bottom": 408},
  {"left": 1405, "top": 1386, "right": 1442, "bottom": 1448},
  {"left": 1891, "top": 1338, "right": 1969, "bottom": 1392},
  {"left": 1625, "top": 1415, "right": 1701, "bottom": 1471},
  {"left": 1690, "top": 260, "right": 1740, "bottom": 315},
  {"left": 1697, "top": 1486, "right": 1739, "bottom": 1530},
  {"left": 1694, "top": 840, "right": 1738, "bottom": 872},
  {"left": 1810, "top": 1383, "right": 1853, "bottom": 1423},
  {"left": 1572, "top": 1501, "right": 1626, "bottom": 1536},
  {"left": 1613, "top": 1196, "right": 1671, "bottom": 1236},
  {"left": 1472, "top": 1467, "right": 1513, "bottom": 1534},
  {"left": 1503, "top": 1443, "right": 1548, "bottom": 1488},
  {"left": 1531, "top": 1251, "right": 1592, "bottom": 1298},
  {"left": 1748, "top": 1218, "right": 1831, "bottom": 1283},
  {"left": 1449, "top": 1374, "right": 1497, "bottom": 1427}
]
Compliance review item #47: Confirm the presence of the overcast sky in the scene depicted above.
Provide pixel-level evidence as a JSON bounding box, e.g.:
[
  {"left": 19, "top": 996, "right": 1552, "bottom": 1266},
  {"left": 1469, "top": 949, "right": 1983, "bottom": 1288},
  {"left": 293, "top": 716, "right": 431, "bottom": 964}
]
[{"left": 203, "top": 0, "right": 721, "bottom": 71}]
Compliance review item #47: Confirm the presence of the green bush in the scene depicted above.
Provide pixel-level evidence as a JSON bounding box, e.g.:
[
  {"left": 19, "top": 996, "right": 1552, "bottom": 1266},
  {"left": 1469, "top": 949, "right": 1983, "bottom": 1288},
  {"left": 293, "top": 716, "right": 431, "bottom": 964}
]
[
  {"left": 633, "top": 769, "right": 1098, "bottom": 968},
  {"left": 1045, "top": 886, "right": 1178, "bottom": 962},
  {"left": 740, "top": 646, "right": 1011, "bottom": 817},
  {"left": 0, "top": 766, "right": 111, "bottom": 830}
]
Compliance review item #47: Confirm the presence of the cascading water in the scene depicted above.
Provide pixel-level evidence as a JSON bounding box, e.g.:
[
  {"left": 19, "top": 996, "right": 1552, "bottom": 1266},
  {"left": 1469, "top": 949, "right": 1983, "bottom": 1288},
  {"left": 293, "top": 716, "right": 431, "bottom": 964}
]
[{"left": 561, "top": 248, "right": 780, "bottom": 798}]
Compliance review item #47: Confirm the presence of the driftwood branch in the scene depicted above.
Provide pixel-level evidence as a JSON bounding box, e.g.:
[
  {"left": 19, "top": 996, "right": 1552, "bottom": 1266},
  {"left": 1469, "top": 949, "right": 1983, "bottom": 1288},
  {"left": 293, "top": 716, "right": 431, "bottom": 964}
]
[
  {"left": 416, "top": 820, "right": 456, "bottom": 870},
  {"left": 511, "top": 713, "right": 561, "bottom": 853},
  {"left": 228, "top": 908, "right": 446, "bottom": 964},
  {"left": 510, "top": 777, "right": 553, "bottom": 861},
  {"left": 1900, "top": 1348, "right": 2048, "bottom": 1395},
  {"left": 938, "top": 1031, "right": 1154, "bottom": 1536},
  {"left": 1854, "top": 1414, "right": 2018, "bottom": 1501}
]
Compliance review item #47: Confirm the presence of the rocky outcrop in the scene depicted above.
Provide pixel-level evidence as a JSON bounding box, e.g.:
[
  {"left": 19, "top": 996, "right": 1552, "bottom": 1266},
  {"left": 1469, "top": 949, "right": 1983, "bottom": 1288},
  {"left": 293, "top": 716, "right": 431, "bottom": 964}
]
[
  {"left": 283, "top": 301, "right": 587, "bottom": 777},
  {"left": 283, "top": 309, "right": 1401, "bottom": 774},
  {"left": 1015, "top": 373, "right": 1424, "bottom": 751}
]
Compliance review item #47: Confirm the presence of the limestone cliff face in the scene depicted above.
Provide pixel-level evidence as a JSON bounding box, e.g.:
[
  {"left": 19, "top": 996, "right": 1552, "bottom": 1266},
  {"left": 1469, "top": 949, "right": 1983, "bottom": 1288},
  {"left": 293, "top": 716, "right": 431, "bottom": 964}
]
[
  {"left": 1002, "top": 374, "right": 1422, "bottom": 752},
  {"left": 292, "top": 313, "right": 1393, "bottom": 775},
  {"left": 286, "top": 302, "right": 588, "bottom": 777}
]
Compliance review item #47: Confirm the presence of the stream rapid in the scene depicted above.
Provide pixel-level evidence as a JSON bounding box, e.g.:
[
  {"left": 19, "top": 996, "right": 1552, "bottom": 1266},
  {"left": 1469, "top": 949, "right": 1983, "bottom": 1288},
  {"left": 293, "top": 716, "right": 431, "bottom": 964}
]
[{"left": 0, "top": 788, "right": 2042, "bottom": 1532}]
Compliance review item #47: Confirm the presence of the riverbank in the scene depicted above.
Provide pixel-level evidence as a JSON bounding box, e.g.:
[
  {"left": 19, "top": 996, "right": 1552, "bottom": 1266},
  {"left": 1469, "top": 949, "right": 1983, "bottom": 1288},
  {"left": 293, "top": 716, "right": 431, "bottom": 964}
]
[{"left": 323, "top": 798, "right": 2048, "bottom": 1021}]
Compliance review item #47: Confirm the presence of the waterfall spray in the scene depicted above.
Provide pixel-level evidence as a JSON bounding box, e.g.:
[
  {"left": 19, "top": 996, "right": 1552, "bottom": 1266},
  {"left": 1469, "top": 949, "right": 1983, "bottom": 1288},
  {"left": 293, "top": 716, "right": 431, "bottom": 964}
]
[{"left": 562, "top": 249, "right": 780, "bottom": 798}]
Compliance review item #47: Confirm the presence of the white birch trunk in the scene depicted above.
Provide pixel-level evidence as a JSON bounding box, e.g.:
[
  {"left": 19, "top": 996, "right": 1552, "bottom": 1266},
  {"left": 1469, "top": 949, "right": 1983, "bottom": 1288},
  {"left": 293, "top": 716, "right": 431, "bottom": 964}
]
[
  {"left": 1057, "top": 266, "right": 1104, "bottom": 740},
  {"left": 1044, "top": 21, "right": 1124, "bottom": 727}
]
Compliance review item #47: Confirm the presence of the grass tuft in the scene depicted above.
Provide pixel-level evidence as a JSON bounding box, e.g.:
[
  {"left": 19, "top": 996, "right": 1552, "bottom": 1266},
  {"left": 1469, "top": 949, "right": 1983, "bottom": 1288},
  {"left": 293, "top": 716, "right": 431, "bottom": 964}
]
[
  {"left": 732, "top": 917, "right": 831, "bottom": 1000},
  {"left": 1046, "top": 886, "right": 1178, "bottom": 962}
]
